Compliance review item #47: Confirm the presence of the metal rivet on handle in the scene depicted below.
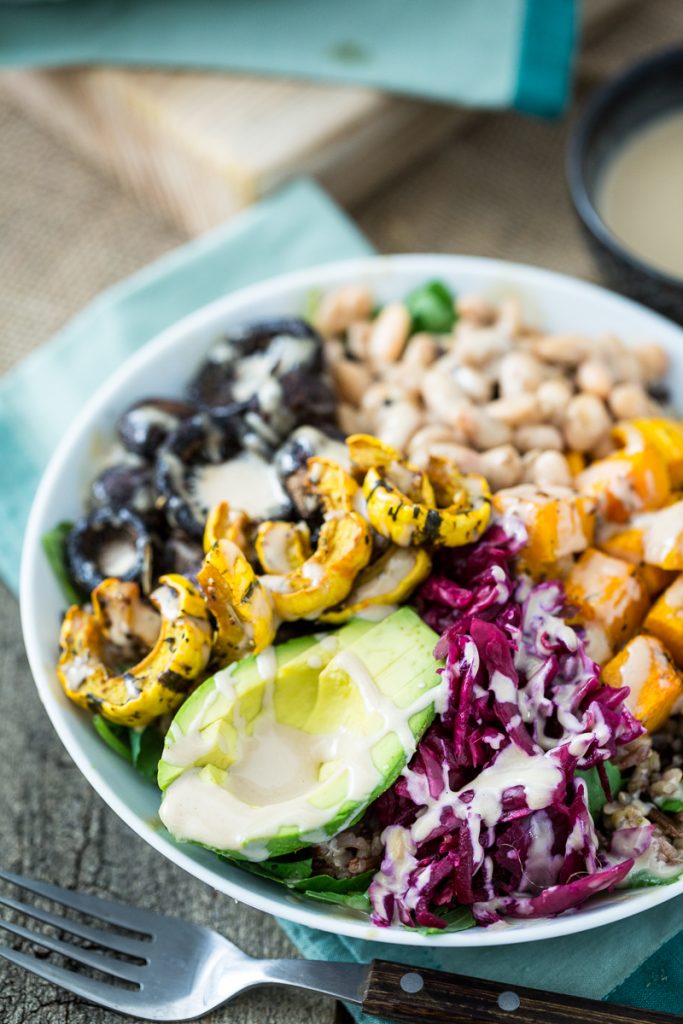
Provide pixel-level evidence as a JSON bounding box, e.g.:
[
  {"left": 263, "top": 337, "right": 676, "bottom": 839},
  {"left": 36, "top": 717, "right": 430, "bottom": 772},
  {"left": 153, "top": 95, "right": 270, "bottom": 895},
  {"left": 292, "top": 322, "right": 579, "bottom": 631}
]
[
  {"left": 498, "top": 991, "right": 521, "bottom": 1012},
  {"left": 400, "top": 972, "right": 424, "bottom": 994}
]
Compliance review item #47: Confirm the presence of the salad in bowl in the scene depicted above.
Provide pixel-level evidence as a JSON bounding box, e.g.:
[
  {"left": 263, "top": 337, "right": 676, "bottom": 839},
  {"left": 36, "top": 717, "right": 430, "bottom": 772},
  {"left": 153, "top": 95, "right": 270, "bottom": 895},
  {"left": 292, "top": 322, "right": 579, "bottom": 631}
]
[{"left": 22, "top": 256, "right": 683, "bottom": 943}]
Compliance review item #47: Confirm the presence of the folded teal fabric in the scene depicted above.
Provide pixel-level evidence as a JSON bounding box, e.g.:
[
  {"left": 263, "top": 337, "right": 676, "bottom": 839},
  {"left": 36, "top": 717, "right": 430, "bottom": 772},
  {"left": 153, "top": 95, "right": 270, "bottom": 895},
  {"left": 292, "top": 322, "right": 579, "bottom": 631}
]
[
  {"left": 0, "top": 0, "right": 577, "bottom": 115},
  {"left": 1, "top": 175, "right": 680, "bottom": 1021}
]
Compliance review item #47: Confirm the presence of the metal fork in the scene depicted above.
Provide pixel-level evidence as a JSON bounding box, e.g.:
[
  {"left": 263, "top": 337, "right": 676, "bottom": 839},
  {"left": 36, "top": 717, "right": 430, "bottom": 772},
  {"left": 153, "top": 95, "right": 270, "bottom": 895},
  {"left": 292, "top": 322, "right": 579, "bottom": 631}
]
[{"left": 0, "top": 868, "right": 676, "bottom": 1024}]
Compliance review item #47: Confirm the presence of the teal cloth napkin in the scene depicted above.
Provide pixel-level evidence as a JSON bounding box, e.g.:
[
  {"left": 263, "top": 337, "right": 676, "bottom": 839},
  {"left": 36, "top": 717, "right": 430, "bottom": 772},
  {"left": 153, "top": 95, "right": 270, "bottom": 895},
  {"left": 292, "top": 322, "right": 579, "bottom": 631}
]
[
  {"left": 1, "top": 175, "right": 682, "bottom": 1020},
  {"left": 0, "top": 0, "right": 577, "bottom": 116}
]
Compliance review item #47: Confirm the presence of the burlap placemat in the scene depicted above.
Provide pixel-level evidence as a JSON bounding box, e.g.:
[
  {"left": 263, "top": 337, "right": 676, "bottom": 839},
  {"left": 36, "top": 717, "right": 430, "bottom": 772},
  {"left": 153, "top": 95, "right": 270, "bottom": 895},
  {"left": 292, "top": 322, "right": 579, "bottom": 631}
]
[{"left": 1, "top": 0, "right": 682, "bottom": 380}]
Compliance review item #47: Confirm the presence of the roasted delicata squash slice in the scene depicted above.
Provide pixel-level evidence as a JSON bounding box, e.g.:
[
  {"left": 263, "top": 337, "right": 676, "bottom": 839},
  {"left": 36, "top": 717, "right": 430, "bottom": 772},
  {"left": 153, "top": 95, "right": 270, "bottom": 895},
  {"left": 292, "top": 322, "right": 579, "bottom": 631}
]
[
  {"left": 645, "top": 574, "right": 683, "bottom": 667},
  {"left": 319, "top": 545, "right": 432, "bottom": 624},
  {"left": 57, "top": 575, "right": 212, "bottom": 726},
  {"left": 92, "top": 578, "right": 160, "bottom": 655},
  {"left": 564, "top": 548, "right": 650, "bottom": 664},
  {"left": 306, "top": 456, "right": 360, "bottom": 513},
  {"left": 613, "top": 418, "right": 683, "bottom": 488},
  {"left": 260, "top": 512, "right": 372, "bottom": 620},
  {"left": 203, "top": 500, "right": 250, "bottom": 554},
  {"left": 255, "top": 520, "right": 311, "bottom": 574},
  {"left": 493, "top": 484, "right": 596, "bottom": 578},
  {"left": 576, "top": 446, "right": 670, "bottom": 522},
  {"left": 198, "top": 539, "right": 276, "bottom": 663},
  {"left": 347, "top": 433, "right": 490, "bottom": 548},
  {"left": 602, "top": 634, "right": 683, "bottom": 733}
]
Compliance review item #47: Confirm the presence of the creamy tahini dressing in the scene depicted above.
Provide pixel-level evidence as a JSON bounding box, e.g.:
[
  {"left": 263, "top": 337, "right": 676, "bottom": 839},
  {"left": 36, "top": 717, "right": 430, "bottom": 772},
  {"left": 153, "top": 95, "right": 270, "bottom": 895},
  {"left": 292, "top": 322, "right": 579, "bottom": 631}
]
[
  {"left": 632, "top": 502, "right": 683, "bottom": 567},
  {"left": 159, "top": 641, "right": 446, "bottom": 856},
  {"left": 598, "top": 110, "right": 683, "bottom": 281},
  {"left": 99, "top": 538, "right": 138, "bottom": 578},
  {"left": 231, "top": 336, "right": 316, "bottom": 403},
  {"left": 404, "top": 743, "right": 565, "bottom": 848},
  {"left": 192, "top": 453, "right": 288, "bottom": 519}
]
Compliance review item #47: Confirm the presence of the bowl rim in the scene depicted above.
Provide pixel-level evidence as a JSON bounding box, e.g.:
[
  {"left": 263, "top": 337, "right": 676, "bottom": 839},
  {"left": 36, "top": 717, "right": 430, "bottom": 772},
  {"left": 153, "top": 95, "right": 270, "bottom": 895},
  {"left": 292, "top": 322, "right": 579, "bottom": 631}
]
[
  {"left": 566, "top": 43, "right": 683, "bottom": 291},
  {"left": 19, "top": 252, "right": 683, "bottom": 947}
]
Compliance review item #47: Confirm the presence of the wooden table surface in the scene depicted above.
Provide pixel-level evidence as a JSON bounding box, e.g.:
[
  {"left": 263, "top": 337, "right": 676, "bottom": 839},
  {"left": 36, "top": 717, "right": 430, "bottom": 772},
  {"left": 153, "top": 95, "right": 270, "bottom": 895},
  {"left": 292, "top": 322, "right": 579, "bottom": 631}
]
[{"left": 1, "top": 4, "right": 681, "bottom": 1021}]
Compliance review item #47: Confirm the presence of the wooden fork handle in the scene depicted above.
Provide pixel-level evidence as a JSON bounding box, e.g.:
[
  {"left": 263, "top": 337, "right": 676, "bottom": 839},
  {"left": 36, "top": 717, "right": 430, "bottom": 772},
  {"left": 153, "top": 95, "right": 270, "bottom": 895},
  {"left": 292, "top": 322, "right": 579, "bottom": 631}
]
[{"left": 362, "top": 960, "right": 678, "bottom": 1023}]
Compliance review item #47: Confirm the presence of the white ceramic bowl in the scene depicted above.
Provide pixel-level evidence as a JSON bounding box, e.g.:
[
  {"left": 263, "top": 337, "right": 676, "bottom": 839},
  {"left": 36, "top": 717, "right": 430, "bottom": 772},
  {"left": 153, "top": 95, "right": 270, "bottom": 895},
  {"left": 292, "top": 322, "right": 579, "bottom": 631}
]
[{"left": 20, "top": 255, "right": 683, "bottom": 947}]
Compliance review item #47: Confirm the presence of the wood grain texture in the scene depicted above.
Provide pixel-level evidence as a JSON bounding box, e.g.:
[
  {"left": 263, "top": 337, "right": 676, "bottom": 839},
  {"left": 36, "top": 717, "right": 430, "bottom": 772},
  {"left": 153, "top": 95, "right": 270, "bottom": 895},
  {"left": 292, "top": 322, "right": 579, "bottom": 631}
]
[
  {"left": 2, "top": 66, "right": 467, "bottom": 236},
  {"left": 362, "top": 961, "right": 681, "bottom": 1023},
  {"left": 0, "top": 583, "right": 335, "bottom": 1024}
]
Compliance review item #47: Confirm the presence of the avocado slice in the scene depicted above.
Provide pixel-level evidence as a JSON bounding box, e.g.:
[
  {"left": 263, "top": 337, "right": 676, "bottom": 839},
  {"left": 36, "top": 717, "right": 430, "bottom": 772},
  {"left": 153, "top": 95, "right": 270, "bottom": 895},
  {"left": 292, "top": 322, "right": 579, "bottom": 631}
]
[{"left": 158, "top": 608, "right": 443, "bottom": 860}]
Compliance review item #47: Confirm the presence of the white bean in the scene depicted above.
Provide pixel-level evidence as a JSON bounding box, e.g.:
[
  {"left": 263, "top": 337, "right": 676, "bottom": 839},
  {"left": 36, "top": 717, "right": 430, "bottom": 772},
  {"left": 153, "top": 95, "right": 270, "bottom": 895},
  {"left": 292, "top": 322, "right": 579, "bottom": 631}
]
[
  {"left": 460, "top": 407, "right": 513, "bottom": 450},
  {"left": 337, "top": 402, "right": 369, "bottom": 435},
  {"left": 361, "top": 382, "right": 409, "bottom": 414},
  {"left": 420, "top": 364, "right": 466, "bottom": 424},
  {"left": 456, "top": 293, "right": 496, "bottom": 325},
  {"left": 480, "top": 445, "right": 523, "bottom": 490},
  {"left": 591, "top": 434, "right": 618, "bottom": 460},
  {"left": 369, "top": 302, "right": 411, "bottom": 364},
  {"left": 576, "top": 359, "right": 613, "bottom": 399},
  {"left": 498, "top": 352, "right": 544, "bottom": 398},
  {"left": 515, "top": 424, "right": 563, "bottom": 452},
  {"left": 402, "top": 332, "right": 439, "bottom": 369},
  {"left": 412, "top": 443, "right": 485, "bottom": 475},
  {"left": 608, "top": 383, "right": 654, "bottom": 419},
  {"left": 451, "top": 364, "right": 494, "bottom": 403},
  {"left": 530, "top": 450, "right": 572, "bottom": 488},
  {"left": 382, "top": 361, "right": 424, "bottom": 399},
  {"left": 634, "top": 342, "right": 669, "bottom": 382},
  {"left": 533, "top": 334, "right": 591, "bottom": 365},
  {"left": 375, "top": 401, "right": 423, "bottom": 452},
  {"left": 316, "top": 285, "right": 373, "bottom": 336},
  {"left": 611, "top": 350, "right": 643, "bottom": 384},
  {"left": 453, "top": 323, "right": 511, "bottom": 366},
  {"left": 496, "top": 296, "right": 523, "bottom": 338},
  {"left": 563, "top": 394, "right": 611, "bottom": 452},
  {"left": 485, "top": 394, "right": 540, "bottom": 427},
  {"left": 331, "top": 359, "right": 373, "bottom": 407},
  {"left": 324, "top": 337, "right": 345, "bottom": 364},
  {"left": 346, "top": 320, "right": 372, "bottom": 361},
  {"left": 408, "top": 424, "right": 461, "bottom": 455},
  {"left": 537, "top": 378, "right": 574, "bottom": 425}
]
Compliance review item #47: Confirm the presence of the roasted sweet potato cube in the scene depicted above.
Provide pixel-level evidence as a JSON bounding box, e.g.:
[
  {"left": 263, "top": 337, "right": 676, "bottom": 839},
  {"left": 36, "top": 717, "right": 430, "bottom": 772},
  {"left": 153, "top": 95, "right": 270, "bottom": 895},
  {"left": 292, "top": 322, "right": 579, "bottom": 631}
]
[
  {"left": 645, "top": 574, "right": 683, "bottom": 667},
  {"left": 493, "top": 485, "right": 595, "bottom": 578},
  {"left": 598, "top": 500, "right": 683, "bottom": 572},
  {"left": 576, "top": 446, "right": 670, "bottom": 523},
  {"left": 565, "top": 548, "right": 649, "bottom": 657},
  {"left": 602, "top": 634, "right": 683, "bottom": 732},
  {"left": 598, "top": 528, "right": 676, "bottom": 596},
  {"left": 614, "top": 419, "right": 683, "bottom": 488}
]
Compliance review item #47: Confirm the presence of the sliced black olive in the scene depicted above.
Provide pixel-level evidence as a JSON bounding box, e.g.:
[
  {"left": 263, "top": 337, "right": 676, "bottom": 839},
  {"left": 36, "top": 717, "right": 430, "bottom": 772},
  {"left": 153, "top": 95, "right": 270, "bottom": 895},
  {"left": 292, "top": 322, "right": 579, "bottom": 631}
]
[
  {"left": 117, "top": 398, "right": 197, "bottom": 458},
  {"left": 90, "top": 461, "right": 157, "bottom": 516},
  {"left": 188, "top": 318, "right": 337, "bottom": 446},
  {"left": 66, "top": 508, "right": 153, "bottom": 596}
]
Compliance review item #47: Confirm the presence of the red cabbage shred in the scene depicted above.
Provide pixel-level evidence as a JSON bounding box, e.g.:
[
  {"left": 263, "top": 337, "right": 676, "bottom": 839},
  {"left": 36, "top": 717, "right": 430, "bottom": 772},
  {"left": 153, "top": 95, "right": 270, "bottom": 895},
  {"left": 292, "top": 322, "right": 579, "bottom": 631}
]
[{"left": 369, "top": 521, "right": 645, "bottom": 928}]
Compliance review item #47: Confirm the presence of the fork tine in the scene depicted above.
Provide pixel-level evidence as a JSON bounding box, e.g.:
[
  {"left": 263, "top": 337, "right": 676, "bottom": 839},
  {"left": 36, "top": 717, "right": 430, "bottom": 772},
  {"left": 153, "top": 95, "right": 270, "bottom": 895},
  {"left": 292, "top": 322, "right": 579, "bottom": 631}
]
[
  {"left": 0, "top": 893, "right": 149, "bottom": 956},
  {"left": 0, "top": 916, "right": 145, "bottom": 984},
  {"left": 0, "top": 944, "right": 153, "bottom": 1021},
  {"left": 0, "top": 869, "right": 154, "bottom": 934}
]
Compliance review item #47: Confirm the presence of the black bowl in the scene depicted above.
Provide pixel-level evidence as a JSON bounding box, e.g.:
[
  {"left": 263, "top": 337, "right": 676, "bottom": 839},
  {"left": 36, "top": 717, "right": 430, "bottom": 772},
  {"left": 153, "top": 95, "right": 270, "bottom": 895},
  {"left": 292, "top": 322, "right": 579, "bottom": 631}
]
[{"left": 567, "top": 46, "right": 683, "bottom": 323}]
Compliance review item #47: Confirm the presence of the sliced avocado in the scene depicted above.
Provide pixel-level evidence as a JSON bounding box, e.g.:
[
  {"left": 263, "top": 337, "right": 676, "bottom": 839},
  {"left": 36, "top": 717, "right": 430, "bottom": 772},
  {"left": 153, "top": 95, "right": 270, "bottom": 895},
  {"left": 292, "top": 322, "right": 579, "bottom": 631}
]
[{"left": 158, "top": 609, "right": 443, "bottom": 860}]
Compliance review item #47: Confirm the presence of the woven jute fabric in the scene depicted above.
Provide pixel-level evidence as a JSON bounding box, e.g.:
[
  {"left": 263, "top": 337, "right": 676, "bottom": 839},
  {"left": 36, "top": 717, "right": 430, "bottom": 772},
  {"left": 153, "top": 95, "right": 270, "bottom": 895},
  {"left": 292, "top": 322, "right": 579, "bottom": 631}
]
[
  {"left": 2, "top": 0, "right": 682, "bottom": 380},
  {"left": 1, "top": 3, "right": 683, "bottom": 1022}
]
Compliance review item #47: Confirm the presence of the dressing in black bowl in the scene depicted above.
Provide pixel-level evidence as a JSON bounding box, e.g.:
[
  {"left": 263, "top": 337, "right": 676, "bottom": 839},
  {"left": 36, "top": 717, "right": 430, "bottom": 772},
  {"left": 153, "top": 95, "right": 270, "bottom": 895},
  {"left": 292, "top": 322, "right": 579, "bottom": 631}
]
[{"left": 567, "top": 46, "right": 683, "bottom": 323}]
